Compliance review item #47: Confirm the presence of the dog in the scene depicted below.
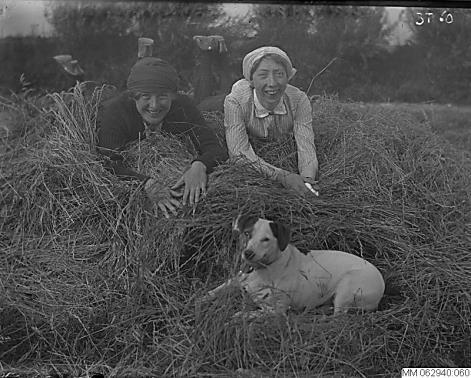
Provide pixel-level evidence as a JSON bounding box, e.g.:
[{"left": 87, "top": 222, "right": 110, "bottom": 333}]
[{"left": 202, "top": 215, "right": 385, "bottom": 316}]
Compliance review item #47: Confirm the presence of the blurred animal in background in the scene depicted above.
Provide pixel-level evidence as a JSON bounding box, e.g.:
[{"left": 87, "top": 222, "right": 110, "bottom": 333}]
[{"left": 192, "top": 35, "right": 233, "bottom": 112}]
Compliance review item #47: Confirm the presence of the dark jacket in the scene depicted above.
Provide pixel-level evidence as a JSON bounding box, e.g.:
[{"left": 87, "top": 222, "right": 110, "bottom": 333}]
[{"left": 96, "top": 92, "right": 227, "bottom": 181}]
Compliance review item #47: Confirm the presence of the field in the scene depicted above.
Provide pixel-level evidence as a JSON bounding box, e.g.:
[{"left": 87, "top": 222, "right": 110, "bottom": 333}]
[
  {"left": 0, "top": 86, "right": 470, "bottom": 377},
  {"left": 352, "top": 102, "right": 471, "bottom": 153}
]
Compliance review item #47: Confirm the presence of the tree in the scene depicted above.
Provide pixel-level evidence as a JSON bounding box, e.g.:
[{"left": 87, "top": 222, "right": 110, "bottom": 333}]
[
  {"left": 241, "top": 4, "right": 392, "bottom": 99},
  {"left": 402, "top": 7, "right": 471, "bottom": 103}
]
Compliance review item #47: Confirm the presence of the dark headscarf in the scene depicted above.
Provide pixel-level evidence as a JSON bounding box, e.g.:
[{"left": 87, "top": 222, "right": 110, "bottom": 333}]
[{"left": 126, "top": 57, "right": 178, "bottom": 93}]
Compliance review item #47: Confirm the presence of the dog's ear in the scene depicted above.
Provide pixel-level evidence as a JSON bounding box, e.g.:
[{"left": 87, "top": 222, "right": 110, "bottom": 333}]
[
  {"left": 269, "top": 222, "right": 290, "bottom": 251},
  {"left": 233, "top": 214, "right": 258, "bottom": 234}
]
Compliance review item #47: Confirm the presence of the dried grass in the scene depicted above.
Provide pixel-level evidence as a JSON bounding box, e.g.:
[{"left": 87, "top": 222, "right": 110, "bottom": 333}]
[{"left": 1, "top": 87, "right": 470, "bottom": 377}]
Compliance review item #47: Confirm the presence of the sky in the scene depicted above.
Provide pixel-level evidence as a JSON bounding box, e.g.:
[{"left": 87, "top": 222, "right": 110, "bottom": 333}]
[
  {"left": 0, "top": 1, "right": 411, "bottom": 43},
  {"left": 0, "top": 0, "right": 54, "bottom": 37}
]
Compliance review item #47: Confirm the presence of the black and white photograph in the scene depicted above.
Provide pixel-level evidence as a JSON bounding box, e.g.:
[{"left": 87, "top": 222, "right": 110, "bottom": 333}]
[{"left": 1, "top": 1, "right": 470, "bottom": 377}]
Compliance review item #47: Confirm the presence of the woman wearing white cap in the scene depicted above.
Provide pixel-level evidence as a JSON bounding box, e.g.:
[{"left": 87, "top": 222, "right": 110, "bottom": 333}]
[{"left": 224, "top": 46, "right": 318, "bottom": 195}]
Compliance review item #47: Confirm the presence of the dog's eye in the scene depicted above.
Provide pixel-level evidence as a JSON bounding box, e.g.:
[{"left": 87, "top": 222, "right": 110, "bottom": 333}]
[
  {"left": 244, "top": 231, "right": 250, "bottom": 238},
  {"left": 261, "top": 238, "right": 270, "bottom": 242}
]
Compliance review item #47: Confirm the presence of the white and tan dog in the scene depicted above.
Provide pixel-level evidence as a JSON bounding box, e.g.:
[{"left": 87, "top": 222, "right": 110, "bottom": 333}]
[{"left": 204, "top": 215, "right": 385, "bottom": 315}]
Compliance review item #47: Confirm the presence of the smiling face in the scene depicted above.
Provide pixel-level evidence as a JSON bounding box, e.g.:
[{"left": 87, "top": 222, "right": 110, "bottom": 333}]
[
  {"left": 251, "top": 55, "right": 289, "bottom": 111},
  {"left": 134, "top": 91, "right": 174, "bottom": 125}
]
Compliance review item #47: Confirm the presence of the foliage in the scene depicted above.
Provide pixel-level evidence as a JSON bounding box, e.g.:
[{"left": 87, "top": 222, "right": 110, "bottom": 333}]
[
  {"left": 2, "top": 4, "right": 471, "bottom": 104},
  {"left": 0, "top": 36, "right": 73, "bottom": 93},
  {"left": 45, "top": 1, "right": 224, "bottom": 89},
  {"left": 398, "top": 8, "right": 471, "bottom": 103},
  {"left": 243, "top": 5, "right": 393, "bottom": 96}
]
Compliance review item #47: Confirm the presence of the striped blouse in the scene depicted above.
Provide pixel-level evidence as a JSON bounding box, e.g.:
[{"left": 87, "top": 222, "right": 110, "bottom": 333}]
[{"left": 224, "top": 79, "right": 318, "bottom": 180}]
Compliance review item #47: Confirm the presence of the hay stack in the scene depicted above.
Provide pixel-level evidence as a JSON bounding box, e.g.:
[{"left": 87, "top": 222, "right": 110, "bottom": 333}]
[
  {"left": 1, "top": 87, "right": 470, "bottom": 377},
  {"left": 123, "top": 132, "right": 193, "bottom": 186}
]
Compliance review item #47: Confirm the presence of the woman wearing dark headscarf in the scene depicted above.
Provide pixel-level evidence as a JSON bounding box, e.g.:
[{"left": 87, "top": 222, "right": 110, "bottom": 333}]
[
  {"left": 224, "top": 46, "right": 318, "bottom": 195},
  {"left": 96, "top": 57, "right": 227, "bottom": 218}
]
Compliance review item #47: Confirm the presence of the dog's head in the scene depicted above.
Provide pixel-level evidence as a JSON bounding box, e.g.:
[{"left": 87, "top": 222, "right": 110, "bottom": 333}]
[{"left": 233, "top": 215, "right": 290, "bottom": 268}]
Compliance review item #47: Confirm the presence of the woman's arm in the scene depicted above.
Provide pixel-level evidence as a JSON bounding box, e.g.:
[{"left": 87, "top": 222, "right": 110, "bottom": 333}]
[
  {"left": 169, "top": 96, "right": 228, "bottom": 173},
  {"left": 292, "top": 94, "right": 318, "bottom": 180}
]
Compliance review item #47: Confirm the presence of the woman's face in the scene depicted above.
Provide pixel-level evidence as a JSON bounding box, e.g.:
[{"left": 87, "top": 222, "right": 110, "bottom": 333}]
[
  {"left": 135, "top": 91, "right": 173, "bottom": 125},
  {"left": 251, "top": 57, "right": 288, "bottom": 111}
]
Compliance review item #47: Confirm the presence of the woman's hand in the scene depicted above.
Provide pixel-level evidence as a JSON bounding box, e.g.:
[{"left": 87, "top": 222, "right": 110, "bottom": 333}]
[
  {"left": 278, "top": 171, "right": 320, "bottom": 196},
  {"left": 145, "top": 178, "right": 182, "bottom": 218},
  {"left": 171, "top": 161, "right": 207, "bottom": 206},
  {"left": 303, "top": 176, "right": 320, "bottom": 196},
  {"left": 279, "top": 171, "right": 310, "bottom": 195},
  {"left": 156, "top": 196, "right": 182, "bottom": 219}
]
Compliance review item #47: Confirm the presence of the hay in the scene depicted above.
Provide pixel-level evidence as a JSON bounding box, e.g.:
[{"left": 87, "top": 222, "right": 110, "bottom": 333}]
[
  {"left": 1, "top": 87, "right": 470, "bottom": 377},
  {"left": 124, "top": 132, "right": 193, "bottom": 183}
]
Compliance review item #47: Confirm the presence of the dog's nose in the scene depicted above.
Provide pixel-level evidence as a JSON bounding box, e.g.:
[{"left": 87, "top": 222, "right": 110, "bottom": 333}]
[{"left": 243, "top": 249, "right": 255, "bottom": 260}]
